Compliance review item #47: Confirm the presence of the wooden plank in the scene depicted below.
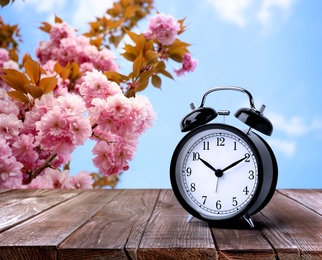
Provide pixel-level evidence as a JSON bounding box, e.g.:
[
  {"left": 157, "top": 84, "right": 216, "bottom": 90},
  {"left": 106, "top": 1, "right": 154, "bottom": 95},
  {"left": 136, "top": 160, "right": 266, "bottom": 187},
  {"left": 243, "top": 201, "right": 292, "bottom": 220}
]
[
  {"left": 210, "top": 216, "right": 276, "bottom": 259},
  {"left": 0, "top": 189, "right": 82, "bottom": 232},
  {"left": 138, "top": 189, "right": 216, "bottom": 259},
  {"left": 278, "top": 189, "right": 322, "bottom": 215},
  {"left": 58, "top": 189, "right": 161, "bottom": 260},
  {"left": 0, "top": 189, "right": 122, "bottom": 260},
  {"left": 258, "top": 191, "right": 322, "bottom": 259}
]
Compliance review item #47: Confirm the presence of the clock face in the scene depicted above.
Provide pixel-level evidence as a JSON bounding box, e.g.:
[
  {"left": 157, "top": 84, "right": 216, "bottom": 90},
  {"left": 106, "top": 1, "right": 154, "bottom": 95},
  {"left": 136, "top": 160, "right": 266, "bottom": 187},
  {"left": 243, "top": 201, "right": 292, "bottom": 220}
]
[{"left": 170, "top": 124, "right": 262, "bottom": 221}]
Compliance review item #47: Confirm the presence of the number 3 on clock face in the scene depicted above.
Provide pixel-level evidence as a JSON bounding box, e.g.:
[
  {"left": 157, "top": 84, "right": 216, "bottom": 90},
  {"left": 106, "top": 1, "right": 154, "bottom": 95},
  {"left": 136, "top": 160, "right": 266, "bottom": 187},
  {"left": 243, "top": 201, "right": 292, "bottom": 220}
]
[{"left": 170, "top": 123, "right": 264, "bottom": 221}]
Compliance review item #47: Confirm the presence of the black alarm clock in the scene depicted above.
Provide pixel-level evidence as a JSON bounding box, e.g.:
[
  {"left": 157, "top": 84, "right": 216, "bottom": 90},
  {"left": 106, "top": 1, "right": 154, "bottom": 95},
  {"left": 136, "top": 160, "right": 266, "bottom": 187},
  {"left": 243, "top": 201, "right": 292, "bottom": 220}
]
[{"left": 170, "top": 86, "right": 278, "bottom": 228}]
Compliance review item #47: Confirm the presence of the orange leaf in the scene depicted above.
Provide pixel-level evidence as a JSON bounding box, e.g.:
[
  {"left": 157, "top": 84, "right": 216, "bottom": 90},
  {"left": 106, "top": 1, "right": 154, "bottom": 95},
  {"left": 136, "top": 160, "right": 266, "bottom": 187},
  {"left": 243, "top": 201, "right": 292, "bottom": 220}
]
[
  {"left": 125, "top": 30, "right": 139, "bottom": 43},
  {"left": 61, "top": 67, "right": 70, "bottom": 81},
  {"left": 55, "top": 15, "right": 63, "bottom": 23},
  {"left": 122, "top": 52, "right": 137, "bottom": 62},
  {"left": 7, "top": 91, "right": 30, "bottom": 103},
  {"left": 71, "top": 62, "right": 81, "bottom": 80},
  {"left": 168, "top": 53, "right": 183, "bottom": 63},
  {"left": 38, "top": 76, "right": 58, "bottom": 94},
  {"left": 145, "top": 50, "right": 160, "bottom": 65},
  {"left": 24, "top": 56, "right": 41, "bottom": 85},
  {"left": 133, "top": 52, "right": 144, "bottom": 78},
  {"left": 54, "top": 62, "right": 63, "bottom": 74},
  {"left": 24, "top": 83, "right": 43, "bottom": 99},
  {"left": 0, "top": 69, "right": 29, "bottom": 94},
  {"left": 39, "top": 22, "right": 52, "bottom": 33},
  {"left": 152, "top": 75, "right": 162, "bottom": 89}
]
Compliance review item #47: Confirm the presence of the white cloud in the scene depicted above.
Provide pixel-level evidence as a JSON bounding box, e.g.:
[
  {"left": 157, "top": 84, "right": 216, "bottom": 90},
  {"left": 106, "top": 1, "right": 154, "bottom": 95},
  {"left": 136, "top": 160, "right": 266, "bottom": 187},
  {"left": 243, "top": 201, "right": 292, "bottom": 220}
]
[
  {"left": 70, "top": 1, "right": 114, "bottom": 33},
  {"left": 268, "top": 138, "right": 296, "bottom": 157},
  {"left": 269, "top": 112, "right": 322, "bottom": 137},
  {"left": 205, "top": 0, "right": 295, "bottom": 29},
  {"left": 206, "top": 0, "right": 253, "bottom": 27},
  {"left": 258, "top": 0, "right": 293, "bottom": 25},
  {"left": 266, "top": 112, "right": 322, "bottom": 157}
]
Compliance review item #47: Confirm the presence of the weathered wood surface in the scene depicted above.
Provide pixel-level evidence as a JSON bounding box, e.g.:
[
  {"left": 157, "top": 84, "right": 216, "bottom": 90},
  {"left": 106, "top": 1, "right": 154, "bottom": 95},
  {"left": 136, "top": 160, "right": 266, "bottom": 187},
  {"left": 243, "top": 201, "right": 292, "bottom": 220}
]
[{"left": 0, "top": 189, "right": 321, "bottom": 259}]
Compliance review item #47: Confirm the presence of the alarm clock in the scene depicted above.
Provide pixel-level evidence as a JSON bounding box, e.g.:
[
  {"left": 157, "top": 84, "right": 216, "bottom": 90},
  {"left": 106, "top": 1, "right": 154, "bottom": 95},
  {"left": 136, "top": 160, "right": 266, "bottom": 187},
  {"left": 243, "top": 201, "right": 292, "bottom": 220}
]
[{"left": 170, "top": 86, "right": 278, "bottom": 228}]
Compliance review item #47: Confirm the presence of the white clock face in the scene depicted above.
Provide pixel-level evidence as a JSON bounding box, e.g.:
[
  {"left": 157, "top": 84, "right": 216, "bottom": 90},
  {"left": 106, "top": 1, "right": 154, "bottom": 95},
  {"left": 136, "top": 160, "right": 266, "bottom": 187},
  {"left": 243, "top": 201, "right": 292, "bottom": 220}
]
[{"left": 172, "top": 124, "right": 260, "bottom": 220}]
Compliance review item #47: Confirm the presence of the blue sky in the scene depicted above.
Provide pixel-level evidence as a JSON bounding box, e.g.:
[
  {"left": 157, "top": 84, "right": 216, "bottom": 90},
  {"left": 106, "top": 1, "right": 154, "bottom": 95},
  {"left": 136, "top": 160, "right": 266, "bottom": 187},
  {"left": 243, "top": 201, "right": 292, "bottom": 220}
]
[{"left": 2, "top": 0, "right": 322, "bottom": 188}]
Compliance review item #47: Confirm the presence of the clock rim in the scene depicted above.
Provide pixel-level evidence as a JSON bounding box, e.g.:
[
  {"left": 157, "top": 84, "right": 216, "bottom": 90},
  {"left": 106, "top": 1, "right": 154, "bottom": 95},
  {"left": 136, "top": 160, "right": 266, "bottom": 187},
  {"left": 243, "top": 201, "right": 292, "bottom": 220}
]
[{"left": 170, "top": 123, "right": 264, "bottom": 222}]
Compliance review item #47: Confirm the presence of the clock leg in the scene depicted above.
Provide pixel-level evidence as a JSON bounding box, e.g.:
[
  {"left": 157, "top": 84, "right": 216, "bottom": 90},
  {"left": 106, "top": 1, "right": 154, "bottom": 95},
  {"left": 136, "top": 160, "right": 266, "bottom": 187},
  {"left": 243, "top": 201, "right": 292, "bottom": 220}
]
[
  {"left": 186, "top": 214, "right": 194, "bottom": 223},
  {"left": 243, "top": 212, "right": 255, "bottom": 228}
]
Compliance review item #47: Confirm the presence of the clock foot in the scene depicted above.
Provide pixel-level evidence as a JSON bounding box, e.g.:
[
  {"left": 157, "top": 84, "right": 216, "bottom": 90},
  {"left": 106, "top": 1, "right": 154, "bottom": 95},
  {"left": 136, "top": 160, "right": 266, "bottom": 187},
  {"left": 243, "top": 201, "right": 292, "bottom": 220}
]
[
  {"left": 243, "top": 212, "right": 255, "bottom": 228},
  {"left": 186, "top": 214, "right": 194, "bottom": 223}
]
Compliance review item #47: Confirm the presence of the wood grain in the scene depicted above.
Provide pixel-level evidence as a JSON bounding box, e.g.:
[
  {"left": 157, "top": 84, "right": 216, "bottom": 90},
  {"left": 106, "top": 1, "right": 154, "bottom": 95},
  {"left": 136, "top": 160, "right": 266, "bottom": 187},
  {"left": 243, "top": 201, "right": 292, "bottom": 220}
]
[
  {"left": 210, "top": 218, "right": 276, "bottom": 260},
  {"left": 58, "top": 189, "right": 160, "bottom": 260},
  {"left": 0, "top": 189, "right": 321, "bottom": 260},
  {"left": 0, "top": 189, "right": 82, "bottom": 232},
  {"left": 259, "top": 191, "right": 322, "bottom": 259},
  {"left": 0, "top": 189, "right": 122, "bottom": 260},
  {"left": 138, "top": 189, "right": 217, "bottom": 259},
  {"left": 278, "top": 189, "right": 322, "bottom": 215}
]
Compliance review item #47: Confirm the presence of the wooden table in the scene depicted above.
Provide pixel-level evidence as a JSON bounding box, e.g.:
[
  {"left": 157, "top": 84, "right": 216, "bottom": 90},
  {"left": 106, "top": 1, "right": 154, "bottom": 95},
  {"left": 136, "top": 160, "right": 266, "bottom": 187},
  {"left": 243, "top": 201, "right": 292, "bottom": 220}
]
[{"left": 0, "top": 189, "right": 321, "bottom": 259}]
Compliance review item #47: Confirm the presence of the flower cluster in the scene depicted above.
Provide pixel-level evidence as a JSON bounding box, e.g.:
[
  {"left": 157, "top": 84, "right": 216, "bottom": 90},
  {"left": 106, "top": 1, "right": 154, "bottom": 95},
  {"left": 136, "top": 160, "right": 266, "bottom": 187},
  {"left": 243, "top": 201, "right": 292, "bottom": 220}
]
[
  {"left": 145, "top": 13, "right": 180, "bottom": 45},
  {"left": 0, "top": 4, "right": 198, "bottom": 189},
  {"left": 81, "top": 70, "right": 155, "bottom": 175},
  {"left": 174, "top": 53, "right": 198, "bottom": 77},
  {"left": 36, "top": 22, "right": 118, "bottom": 81},
  {"left": 0, "top": 85, "right": 92, "bottom": 188}
]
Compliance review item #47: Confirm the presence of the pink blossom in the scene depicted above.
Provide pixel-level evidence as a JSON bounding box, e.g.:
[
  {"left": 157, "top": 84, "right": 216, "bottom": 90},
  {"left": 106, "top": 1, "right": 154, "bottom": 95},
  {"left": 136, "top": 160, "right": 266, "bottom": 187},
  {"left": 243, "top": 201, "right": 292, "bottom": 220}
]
[
  {"left": 3, "top": 60, "right": 19, "bottom": 70},
  {"left": 0, "top": 89, "right": 20, "bottom": 116},
  {"left": 35, "top": 95, "right": 91, "bottom": 155},
  {"left": 42, "top": 168, "right": 72, "bottom": 189},
  {"left": 129, "top": 95, "right": 156, "bottom": 135},
  {"left": 174, "top": 53, "right": 198, "bottom": 77},
  {"left": 0, "top": 138, "right": 23, "bottom": 188},
  {"left": 50, "top": 22, "right": 76, "bottom": 44},
  {"left": 24, "top": 93, "right": 56, "bottom": 134},
  {"left": 145, "top": 13, "right": 180, "bottom": 45},
  {"left": 25, "top": 174, "right": 52, "bottom": 189},
  {"left": 89, "top": 94, "right": 132, "bottom": 136},
  {"left": 70, "top": 170, "right": 93, "bottom": 189},
  {"left": 0, "top": 48, "right": 9, "bottom": 67},
  {"left": 0, "top": 114, "right": 23, "bottom": 143},
  {"left": 36, "top": 21, "right": 118, "bottom": 73},
  {"left": 80, "top": 69, "right": 122, "bottom": 107},
  {"left": 92, "top": 137, "right": 136, "bottom": 176},
  {"left": 11, "top": 134, "right": 38, "bottom": 166}
]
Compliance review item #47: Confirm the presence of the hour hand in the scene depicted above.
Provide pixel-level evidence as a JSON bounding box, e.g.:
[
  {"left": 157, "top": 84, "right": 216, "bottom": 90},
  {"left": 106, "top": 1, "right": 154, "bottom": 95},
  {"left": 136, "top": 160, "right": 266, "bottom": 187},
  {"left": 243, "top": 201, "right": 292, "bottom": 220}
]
[{"left": 199, "top": 158, "right": 217, "bottom": 172}]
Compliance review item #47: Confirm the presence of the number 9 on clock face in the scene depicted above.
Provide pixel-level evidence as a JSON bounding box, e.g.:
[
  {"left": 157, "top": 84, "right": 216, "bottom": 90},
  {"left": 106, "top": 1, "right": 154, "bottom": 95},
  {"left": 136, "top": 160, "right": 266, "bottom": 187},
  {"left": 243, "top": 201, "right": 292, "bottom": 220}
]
[{"left": 170, "top": 123, "right": 265, "bottom": 221}]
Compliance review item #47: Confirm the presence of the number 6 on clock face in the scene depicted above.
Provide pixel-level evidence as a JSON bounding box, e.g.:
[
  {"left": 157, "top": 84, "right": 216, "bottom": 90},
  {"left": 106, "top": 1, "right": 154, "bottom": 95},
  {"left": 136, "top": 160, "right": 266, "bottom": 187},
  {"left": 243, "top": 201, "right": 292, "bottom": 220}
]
[{"left": 170, "top": 123, "right": 277, "bottom": 222}]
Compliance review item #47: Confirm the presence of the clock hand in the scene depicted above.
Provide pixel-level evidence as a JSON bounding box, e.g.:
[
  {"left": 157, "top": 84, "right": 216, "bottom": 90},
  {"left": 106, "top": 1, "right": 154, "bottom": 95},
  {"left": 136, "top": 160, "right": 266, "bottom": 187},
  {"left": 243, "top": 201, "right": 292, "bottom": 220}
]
[
  {"left": 199, "top": 157, "right": 220, "bottom": 193},
  {"left": 221, "top": 155, "right": 248, "bottom": 173},
  {"left": 199, "top": 158, "right": 218, "bottom": 172}
]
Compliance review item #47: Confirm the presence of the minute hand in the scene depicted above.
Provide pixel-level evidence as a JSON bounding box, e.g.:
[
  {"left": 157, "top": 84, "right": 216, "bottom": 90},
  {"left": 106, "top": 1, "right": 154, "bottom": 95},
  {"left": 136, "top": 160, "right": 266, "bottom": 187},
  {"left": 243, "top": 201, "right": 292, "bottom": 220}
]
[{"left": 221, "top": 155, "right": 247, "bottom": 173}]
